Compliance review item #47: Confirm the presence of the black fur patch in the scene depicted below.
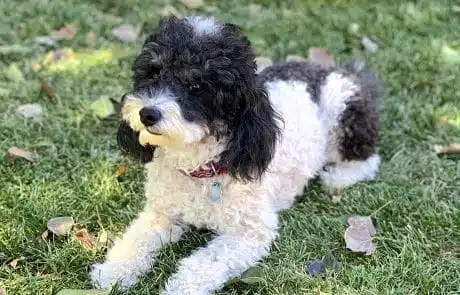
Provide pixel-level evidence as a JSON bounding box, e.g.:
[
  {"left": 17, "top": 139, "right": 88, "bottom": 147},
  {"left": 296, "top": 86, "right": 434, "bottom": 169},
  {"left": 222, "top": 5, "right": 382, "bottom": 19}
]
[
  {"left": 258, "top": 61, "right": 332, "bottom": 103},
  {"left": 117, "top": 121, "right": 156, "bottom": 163},
  {"left": 337, "top": 61, "right": 382, "bottom": 161}
]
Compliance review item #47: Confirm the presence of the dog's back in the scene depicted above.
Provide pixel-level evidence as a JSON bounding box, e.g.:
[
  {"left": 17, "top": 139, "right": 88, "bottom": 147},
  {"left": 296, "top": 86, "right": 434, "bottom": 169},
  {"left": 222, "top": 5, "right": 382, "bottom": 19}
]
[{"left": 259, "top": 60, "right": 382, "bottom": 191}]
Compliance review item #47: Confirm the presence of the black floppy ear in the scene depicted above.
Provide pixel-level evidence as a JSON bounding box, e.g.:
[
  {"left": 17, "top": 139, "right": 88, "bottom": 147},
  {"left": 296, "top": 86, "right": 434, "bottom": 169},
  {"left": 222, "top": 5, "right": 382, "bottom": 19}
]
[
  {"left": 221, "top": 88, "right": 281, "bottom": 182},
  {"left": 117, "top": 121, "right": 156, "bottom": 163}
]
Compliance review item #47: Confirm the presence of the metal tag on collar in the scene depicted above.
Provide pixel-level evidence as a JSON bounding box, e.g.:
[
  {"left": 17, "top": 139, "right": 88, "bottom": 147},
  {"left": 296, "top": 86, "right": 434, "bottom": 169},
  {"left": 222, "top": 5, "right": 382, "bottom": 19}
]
[{"left": 210, "top": 181, "right": 222, "bottom": 202}]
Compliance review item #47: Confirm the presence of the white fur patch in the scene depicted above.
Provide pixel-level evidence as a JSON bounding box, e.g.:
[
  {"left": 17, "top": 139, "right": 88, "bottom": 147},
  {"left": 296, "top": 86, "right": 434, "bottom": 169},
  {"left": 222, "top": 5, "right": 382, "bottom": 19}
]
[
  {"left": 122, "top": 90, "right": 208, "bottom": 147},
  {"left": 320, "top": 154, "right": 381, "bottom": 190},
  {"left": 319, "top": 72, "right": 359, "bottom": 130},
  {"left": 185, "top": 16, "right": 221, "bottom": 36}
]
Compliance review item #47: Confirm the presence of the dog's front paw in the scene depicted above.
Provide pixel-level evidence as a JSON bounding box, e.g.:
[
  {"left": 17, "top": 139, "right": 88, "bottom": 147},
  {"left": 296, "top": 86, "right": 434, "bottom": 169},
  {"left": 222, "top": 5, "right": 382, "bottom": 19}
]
[{"left": 90, "top": 261, "right": 142, "bottom": 290}]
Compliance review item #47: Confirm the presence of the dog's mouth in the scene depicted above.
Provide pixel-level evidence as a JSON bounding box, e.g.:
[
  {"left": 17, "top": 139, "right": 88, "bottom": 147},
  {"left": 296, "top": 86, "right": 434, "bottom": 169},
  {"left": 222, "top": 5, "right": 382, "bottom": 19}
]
[{"left": 146, "top": 130, "right": 162, "bottom": 136}]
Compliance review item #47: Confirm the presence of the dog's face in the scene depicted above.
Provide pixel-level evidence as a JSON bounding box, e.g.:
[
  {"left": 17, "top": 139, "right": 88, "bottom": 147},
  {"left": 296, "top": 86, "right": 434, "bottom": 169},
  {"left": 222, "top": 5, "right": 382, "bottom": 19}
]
[{"left": 118, "top": 16, "right": 280, "bottom": 181}]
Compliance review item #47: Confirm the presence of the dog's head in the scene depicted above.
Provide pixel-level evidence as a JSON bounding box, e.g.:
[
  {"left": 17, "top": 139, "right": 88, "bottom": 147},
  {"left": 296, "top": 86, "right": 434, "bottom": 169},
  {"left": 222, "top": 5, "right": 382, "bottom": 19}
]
[{"left": 117, "top": 16, "right": 280, "bottom": 181}]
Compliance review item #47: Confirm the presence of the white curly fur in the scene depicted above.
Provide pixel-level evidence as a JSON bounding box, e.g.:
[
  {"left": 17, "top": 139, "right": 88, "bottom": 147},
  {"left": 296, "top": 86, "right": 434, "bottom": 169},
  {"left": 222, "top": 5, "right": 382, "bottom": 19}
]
[{"left": 90, "top": 75, "right": 380, "bottom": 294}]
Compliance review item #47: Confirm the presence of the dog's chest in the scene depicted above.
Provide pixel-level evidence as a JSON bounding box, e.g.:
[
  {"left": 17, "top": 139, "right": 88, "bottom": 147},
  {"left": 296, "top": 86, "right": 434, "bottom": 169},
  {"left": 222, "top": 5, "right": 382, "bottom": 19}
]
[{"left": 144, "top": 163, "right": 257, "bottom": 231}]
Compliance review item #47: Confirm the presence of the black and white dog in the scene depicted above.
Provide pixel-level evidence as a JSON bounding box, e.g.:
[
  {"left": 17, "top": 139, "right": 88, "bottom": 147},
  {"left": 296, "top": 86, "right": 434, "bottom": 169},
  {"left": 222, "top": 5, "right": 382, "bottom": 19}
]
[{"left": 90, "top": 16, "right": 382, "bottom": 295}]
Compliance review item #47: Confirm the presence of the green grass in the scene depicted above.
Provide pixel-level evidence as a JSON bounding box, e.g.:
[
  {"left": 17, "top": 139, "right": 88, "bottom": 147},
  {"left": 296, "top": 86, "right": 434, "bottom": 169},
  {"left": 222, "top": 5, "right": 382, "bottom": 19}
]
[{"left": 1, "top": 0, "right": 460, "bottom": 294}]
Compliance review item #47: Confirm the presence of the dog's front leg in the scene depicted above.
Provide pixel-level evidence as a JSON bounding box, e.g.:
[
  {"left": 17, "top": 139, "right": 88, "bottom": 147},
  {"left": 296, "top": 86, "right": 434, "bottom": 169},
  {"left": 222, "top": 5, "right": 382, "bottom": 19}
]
[
  {"left": 162, "top": 224, "right": 277, "bottom": 295},
  {"left": 90, "top": 210, "right": 186, "bottom": 289}
]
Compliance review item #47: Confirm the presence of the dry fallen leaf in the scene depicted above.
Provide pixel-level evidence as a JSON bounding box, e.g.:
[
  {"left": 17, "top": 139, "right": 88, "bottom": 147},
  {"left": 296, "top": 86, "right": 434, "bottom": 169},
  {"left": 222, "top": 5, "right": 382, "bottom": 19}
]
[
  {"left": 308, "top": 48, "right": 336, "bottom": 68},
  {"left": 5, "top": 147, "right": 38, "bottom": 162},
  {"left": 0, "top": 286, "right": 6, "bottom": 295},
  {"left": 96, "top": 229, "right": 110, "bottom": 250},
  {"left": 50, "top": 24, "right": 77, "bottom": 40},
  {"left": 116, "top": 164, "right": 127, "bottom": 178},
  {"left": 410, "top": 80, "right": 434, "bottom": 90},
  {"left": 255, "top": 56, "right": 273, "bottom": 73},
  {"left": 182, "top": 0, "right": 204, "bottom": 9},
  {"left": 361, "top": 37, "right": 379, "bottom": 53},
  {"left": 16, "top": 103, "right": 43, "bottom": 119},
  {"left": 111, "top": 24, "right": 137, "bottom": 43},
  {"left": 434, "top": 143, "right": 460, "bottom": 155},
  {"left": 344, "top": 216, "right": 377, "bottom": 255},
  {"left": 75, "top": 229, "right": 96, "bottom": 250},
  {"left": 40, "top": 79, "right": 56, "bottom": 102},
  {"left": 438, "top": 116, "right": 449, "bottom": 125},
  {"left": 43, "top": 48, "right": 75, "bottom": 66},
  {"left": 9, "top": 257, "right": 25, "bottom": 269},
  {"left": 35, "top": 36, "right": 58, "bottom": 47},
  {"left": 16, "top": 104, "right": 43, "bottom": 118},
  {"left": 331, "top": 194, "right": 343, "bottom": 203},
  {"left": 47, "top": 217, "right": 74, "bottom": 236}
]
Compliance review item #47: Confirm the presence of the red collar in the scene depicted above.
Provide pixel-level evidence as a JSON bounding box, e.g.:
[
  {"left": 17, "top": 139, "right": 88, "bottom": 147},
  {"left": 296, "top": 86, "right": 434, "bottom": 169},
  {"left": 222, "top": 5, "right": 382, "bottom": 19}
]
[{"left": 183, "top": 161, "right": 228, "bottom": 178}]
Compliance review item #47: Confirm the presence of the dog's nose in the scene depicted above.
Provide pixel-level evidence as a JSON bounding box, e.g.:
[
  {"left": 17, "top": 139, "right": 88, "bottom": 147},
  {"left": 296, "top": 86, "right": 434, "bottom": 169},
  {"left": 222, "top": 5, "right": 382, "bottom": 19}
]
[{"left": 139, "top": 107, "right": 162, "bottom": 126}]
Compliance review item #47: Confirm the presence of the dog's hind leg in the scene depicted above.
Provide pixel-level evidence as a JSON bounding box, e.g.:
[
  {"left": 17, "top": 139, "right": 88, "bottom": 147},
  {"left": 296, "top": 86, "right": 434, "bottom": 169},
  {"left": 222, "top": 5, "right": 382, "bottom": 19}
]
[
  {"left": 90, "top": 210, "right": 186, "bottom": 289},
  {"left": 318, "top": 61, "right": 382, "bottom": 191}
]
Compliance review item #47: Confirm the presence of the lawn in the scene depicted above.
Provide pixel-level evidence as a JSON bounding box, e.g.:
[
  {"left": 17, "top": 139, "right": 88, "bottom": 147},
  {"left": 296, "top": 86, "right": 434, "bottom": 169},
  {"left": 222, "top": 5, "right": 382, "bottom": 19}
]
[{"left": 1, "top": 0, "right": 459, "bottom": 294}]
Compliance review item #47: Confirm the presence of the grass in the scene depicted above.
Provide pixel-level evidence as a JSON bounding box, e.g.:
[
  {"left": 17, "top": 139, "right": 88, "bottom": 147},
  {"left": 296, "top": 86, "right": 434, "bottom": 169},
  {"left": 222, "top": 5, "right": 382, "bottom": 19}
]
[{"left": 1, "top": 0, "right": 459, "bottom": 294}]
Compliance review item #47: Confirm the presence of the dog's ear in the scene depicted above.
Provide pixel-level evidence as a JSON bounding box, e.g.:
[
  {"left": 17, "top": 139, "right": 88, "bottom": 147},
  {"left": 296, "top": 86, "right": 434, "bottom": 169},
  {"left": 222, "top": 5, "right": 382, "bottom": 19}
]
[
  {"left": 221, "top": 87, "right": 281, "bottom": 182},
  {"left": 117, "top": 121, "right": 156, "bottom": 163}
]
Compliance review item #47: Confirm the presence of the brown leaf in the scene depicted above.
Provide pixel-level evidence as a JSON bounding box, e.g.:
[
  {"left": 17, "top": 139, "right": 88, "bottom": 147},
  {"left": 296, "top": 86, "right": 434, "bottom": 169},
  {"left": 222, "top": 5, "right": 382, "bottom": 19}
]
[
  {"left": 50, "top": 24, "right": 77, "bottom": 40},
  {"left": 182, "top": 0, "right": 204, "bottom": 9},
  {"left": 344, "top": 216, "right": 377, "bottom": 255},
  {"left": 111, "top": 24, "right": 137, "bottom": 42},
  {"left": 0, "top": 286, "right": 6, "bottom": 295},
  {"left": 116, "top": 164, "right": 127, "bottom": 178},
  {"left": 5, "top": 147, "right": 38, "bottom": 162},
  {"left": 434, "top": 143, "right": 460, "bottom": 155},
  {"left": 40, "top": 79, "right": 56, "bottom": 102},
  {"left": 308, "top": 48, "right": 335, "bottom": 68},
  {"left": 9, "top": 257, "right": 25, "bottom": 269},
  {"left": 75, "top": 229, "right": 96, "bottom": 250},
  {"left": 438, "top": 116, "right": 450, "bottom": 126}
]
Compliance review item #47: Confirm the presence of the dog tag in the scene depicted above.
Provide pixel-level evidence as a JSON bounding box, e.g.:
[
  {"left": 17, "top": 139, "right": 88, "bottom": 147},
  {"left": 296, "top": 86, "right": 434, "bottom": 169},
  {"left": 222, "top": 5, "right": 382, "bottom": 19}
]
[{"left": 210, "top": 181, "right": 222, "bottom": 202}]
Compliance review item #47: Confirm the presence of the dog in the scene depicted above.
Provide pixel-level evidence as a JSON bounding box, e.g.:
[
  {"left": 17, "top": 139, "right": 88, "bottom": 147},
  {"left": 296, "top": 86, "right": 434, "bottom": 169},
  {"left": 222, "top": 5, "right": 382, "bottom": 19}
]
[{"left": 90, "top": 16, "right": 382, "bottom": 295}]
